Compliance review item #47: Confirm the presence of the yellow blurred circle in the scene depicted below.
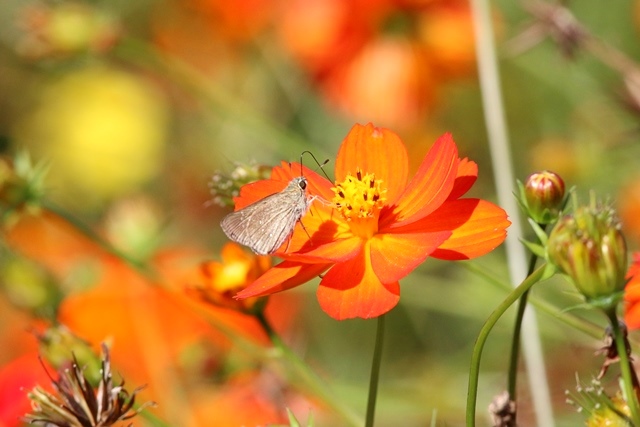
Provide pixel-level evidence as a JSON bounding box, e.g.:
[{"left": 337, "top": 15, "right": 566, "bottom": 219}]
[{"left": 14, "top": 65, "right": 168, "bottom": 207}]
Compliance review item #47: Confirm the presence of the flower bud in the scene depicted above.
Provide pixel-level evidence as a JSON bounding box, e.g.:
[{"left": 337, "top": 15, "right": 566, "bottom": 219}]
[
  {"left": 0, "top": 152, "right": 47, "bottom": 226},
  {"left": 37, "top": 325, "right": 102, "bottom": 383},
  {"left": 585, "top": 393, "right": 630, "bottom": 427},
  {"left": 0, "top": 255, "right": 61, "bottom": 319},
  {"left": 17, "top": 2, "right": 120, "bottom": 60},
  {"left": 547, "top": 203, "right": 627, "bottom": 309},
  {"left": 523, "top": 170, "right": 565, "bottom": 224},
  {"left": 208, "top": 163, "right": 271, "bottom": 208}
]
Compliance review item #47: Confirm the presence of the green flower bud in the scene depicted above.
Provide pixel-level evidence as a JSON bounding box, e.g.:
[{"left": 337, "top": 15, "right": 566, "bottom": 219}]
[
  {"left": 38, "top": 325, "right": 103, "bottom": 384},
  {"left": 208, "top": 162, "right": 271, "bottom": 208},
  {"left": 0, "top": 152, "right": 48, "bottom": 226},
  {"left": 547, "top": 203, "right": 627, "bottom": 310},
  {"left": 523, "top": 170, "right": 565, "bottom": 224},
  {"left": 0, "top": 254, "right": 61, "bottom": 319}
]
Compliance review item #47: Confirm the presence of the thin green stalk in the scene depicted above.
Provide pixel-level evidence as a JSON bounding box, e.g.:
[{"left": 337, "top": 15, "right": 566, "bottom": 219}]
[
  {"left": 606, "top": 310, "right": 640, "bottom": 426},
  {"left": 366, "top": 314, "right": 386, "bottom": 427},
  {"left": 463, "top": 262, "right": 603, "bottom": 339},
  {"left": 505, "top": 257, "right": 536, "bottom": 398},
  {"left": 255, "top": 310, "right": 363, "bottom": 427},
  {"left": 469, "top": 0, "right": 554, "bottom": 420},
  {"left": 138, "top": 405, "right": 172, "bottom": 427},
  {"left": 507, "top": 225, "right": 546, "bottom": 417},
  {"left": 467, "top": 265, "right": 546, "bottom": 426},
  {"left": 255, "top": 310, "right": 277, "bottom": 340}
]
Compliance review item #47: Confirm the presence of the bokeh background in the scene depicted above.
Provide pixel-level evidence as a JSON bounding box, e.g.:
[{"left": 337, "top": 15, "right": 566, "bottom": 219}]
[{"left": 1, "top": 0, "right": 640, "bottom": 426}]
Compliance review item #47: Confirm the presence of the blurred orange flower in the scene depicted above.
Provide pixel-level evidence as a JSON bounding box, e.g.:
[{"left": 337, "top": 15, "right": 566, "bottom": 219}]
[
  {"left": 277, "top": 0, "right": 390, "bottom": 76},
  {"left": 417, "top": 1, "right": 478, "bottom": 78},
  {"left": 618, "top": 177, "right": 640, "bottom": 248},
  {"left": 624, "top": 253, "right": 640, "bottom": 329},
  {"left": 188, "top": 242, "right": 271, "bottom": 312},
  {"left": 277, "top": 0, "right": 483, "bottom": 129},
  {"left": 321, "top": 36, "right": 435, "bottom": 130},
  {"left": 187, "top": 373, "right": 295, "bottom": 427},
  {"left": 191, "top": 0, "right": 273, "bottom": 42},
  {"left": 235, "top": 123, "right": 510, "bottom": 320},
  {"left": 4, "top": 211, "right": 276, "bottom": 413},
  {"left": 0, "top": 352, "right": 52, "bottom": 427}
]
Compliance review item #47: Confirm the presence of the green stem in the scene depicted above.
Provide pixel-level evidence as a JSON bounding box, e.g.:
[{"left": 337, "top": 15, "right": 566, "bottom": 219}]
[
  {"left": 138, "top": 405, "right": 172, "bottom": 427},
  {"left": 606, "top": 310, "right": 640, "bottom": 426},
  {"left": 463, "top": 262, "right": 603, "bottom": 339},
  {"left": 365, "top": 314, "right": 386, "bottom": 427},
  {"left": 507, "top": 228, "right": 546, "bottom": 419},
  {"left": 255, "top": 310, "right": 363, "bottom": 427},
  {"left": 254, "top": 309, "right": 277, "bottom": 340},
  {"left": 466, "top": 265, "right": 546, "bottom": 426}
]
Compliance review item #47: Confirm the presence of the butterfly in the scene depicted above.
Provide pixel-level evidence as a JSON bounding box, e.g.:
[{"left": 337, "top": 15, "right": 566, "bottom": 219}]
[{"left": 220, "top": 176, "right": 314, "bottom": 255}]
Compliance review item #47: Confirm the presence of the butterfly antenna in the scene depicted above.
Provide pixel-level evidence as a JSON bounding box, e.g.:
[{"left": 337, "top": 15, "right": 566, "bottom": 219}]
[{"left": 300, "top": 150, "right": 331, "bottom": 182}]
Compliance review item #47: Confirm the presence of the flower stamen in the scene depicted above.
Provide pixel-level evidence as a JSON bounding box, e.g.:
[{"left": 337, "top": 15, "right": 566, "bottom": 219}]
[{"left": 332, "top": 169, "right": 387, "bottom": 238}]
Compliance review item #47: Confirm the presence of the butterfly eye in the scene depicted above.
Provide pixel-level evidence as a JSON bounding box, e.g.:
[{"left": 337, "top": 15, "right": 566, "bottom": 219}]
[{"left": 299, "top": 179, "right": 307, "bottom": 190}]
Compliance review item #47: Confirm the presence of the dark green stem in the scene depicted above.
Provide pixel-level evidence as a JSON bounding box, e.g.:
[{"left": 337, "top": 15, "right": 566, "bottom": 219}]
[
  {"left": 365, "top": 314, "right": 386, "bottom": 427},
  {"left": 255, "top": 309, "right": 277, "bottom": 341},
  {"left": 506, "top": 235, "right": 544, "bottom": 421},
  {"left": 606, "top": 310, "right": 640, "bottom": 426},
  {"left": 466, "top": 265, "right": 546, "bottom": 426}
]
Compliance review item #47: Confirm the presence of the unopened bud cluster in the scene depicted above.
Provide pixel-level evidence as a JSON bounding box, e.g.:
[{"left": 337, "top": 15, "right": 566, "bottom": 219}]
[
  {"left": 547, "top": 202, "right": 627, "bottom": 308},
  {"left": 208, "top": 163, "right": 271, "bottom": 208},
  {"left": 0, "top": 152, "right": 48, "bottom": 225}
]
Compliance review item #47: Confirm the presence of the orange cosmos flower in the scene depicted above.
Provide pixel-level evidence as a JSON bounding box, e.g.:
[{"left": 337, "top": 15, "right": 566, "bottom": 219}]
[
  {"left": 624, "top": 253, "right": 640, "bottom": 329},
  {"left": 188, "top": 242, "right": 271, "bottom": 312},
  {"left": 234, "top": 123, "right": 510, "bottom": 320}
]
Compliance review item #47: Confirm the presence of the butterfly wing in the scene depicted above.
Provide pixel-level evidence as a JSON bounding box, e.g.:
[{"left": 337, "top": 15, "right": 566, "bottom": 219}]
[{"left": 221, "top": 188, "right": 310, "bottom": 255}]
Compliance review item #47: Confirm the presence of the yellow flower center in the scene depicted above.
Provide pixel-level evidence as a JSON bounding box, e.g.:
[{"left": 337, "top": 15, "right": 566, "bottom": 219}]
[{"left": 332, "top": 169, "right": 387, "bottom": 239}]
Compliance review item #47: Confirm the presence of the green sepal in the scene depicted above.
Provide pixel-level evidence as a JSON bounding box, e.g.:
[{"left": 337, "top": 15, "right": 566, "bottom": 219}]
[{"left": 521, "top": 238, "right": 547, "bottom": 259}]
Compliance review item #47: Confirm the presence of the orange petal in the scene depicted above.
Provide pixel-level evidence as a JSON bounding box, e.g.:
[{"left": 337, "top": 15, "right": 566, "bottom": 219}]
[
  {"left": 236, "top": 261, "right": 331, "bottom": 299},
  {"left": 625, "top": 260, "right": 640, "bottom": 303},
  {"left": 232, "top": 161, "right": 334, "bottom": 211},
  {"left": 448, "top": 158, "right": 478, "bottom": 200},
  {"left": 4, "top": 211, "right": 104, "bottom": 277},
  {"left": 382, "top": 133, "right": 459, "bottom": 229},
  {"left": 316, "top": 247, "right": 400, "bottom": 319},
  {"left": 275, "top": 202, "right": 351, "bottom": 256},
  {"left": 280, "top": 235, "right": 363, "bottom": 263},
  {"left": 625, "top": 302, "right": 640, "bottom": 330},
  {"left": 0, "top": 352, "right": 54, "bottom": 425},
  {"left": 416, "top": 199, "right": 510, "bottom": 260},
  {"left": 272, "top": 161, "right": 335, "bottom": 202},
  {"left": 335, "top": 123, "right": 409, "bottom": 204},
  {"left": 369, "top": 230, "right": 451, "bottom": 283},
  {"left": 625, "top": 285, "right": 640, "bottom": 303}
]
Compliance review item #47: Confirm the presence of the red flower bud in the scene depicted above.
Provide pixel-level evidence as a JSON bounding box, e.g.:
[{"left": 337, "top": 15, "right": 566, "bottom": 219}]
[{"left": 524, "top": 170, "right": 565, "bottom": 224}]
